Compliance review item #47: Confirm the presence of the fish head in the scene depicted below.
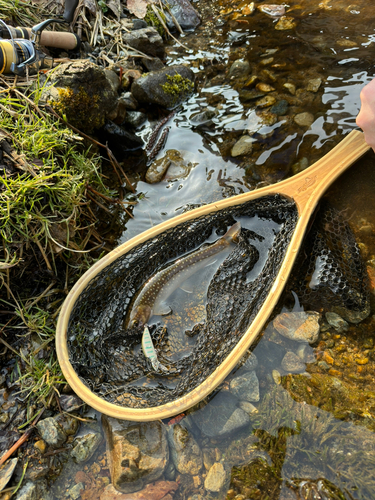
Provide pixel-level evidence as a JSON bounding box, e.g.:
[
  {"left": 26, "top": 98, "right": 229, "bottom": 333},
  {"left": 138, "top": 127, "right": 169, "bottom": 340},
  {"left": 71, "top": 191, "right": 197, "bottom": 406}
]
[{"left": 129, "top": 304, "right": 152, "bottom": 328}]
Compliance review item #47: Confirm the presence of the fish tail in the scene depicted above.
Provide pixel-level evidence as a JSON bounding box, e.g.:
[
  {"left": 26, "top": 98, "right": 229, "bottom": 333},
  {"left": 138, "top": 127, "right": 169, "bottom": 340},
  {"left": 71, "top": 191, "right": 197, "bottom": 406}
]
[{"left": 223, "top": 221, "right": 241, "bottom": 243}]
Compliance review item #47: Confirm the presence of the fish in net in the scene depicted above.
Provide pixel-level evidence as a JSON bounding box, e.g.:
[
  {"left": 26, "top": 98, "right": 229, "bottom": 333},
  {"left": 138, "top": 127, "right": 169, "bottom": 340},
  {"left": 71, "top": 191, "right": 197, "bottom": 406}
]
[{"left": 67, "top": 196, "right": 369, "bottom": 409}]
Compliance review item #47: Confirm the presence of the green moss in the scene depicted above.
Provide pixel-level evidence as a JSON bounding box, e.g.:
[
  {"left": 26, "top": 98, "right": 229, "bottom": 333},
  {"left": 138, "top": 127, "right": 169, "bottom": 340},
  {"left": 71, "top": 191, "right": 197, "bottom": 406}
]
[
  {"left": 145, "top": 5, "right": 166, "bottom": 37},
  {"left": 52, "top": 86, "right": 103, "bottom": 132},
  {"left": 161, "top": 73, "right": 194, "bottom": 106}
]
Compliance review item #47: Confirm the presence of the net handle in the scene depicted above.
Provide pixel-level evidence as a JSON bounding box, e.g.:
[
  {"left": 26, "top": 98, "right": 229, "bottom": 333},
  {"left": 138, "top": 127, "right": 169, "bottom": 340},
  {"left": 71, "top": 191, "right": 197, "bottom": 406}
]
[{"left": 56, "top": 130, "right": 370, "bottom": 421}]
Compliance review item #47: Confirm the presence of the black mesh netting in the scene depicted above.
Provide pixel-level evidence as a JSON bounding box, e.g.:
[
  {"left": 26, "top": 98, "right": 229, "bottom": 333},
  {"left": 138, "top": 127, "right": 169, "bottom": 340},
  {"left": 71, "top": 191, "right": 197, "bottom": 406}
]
[
  {"left": 287, "top": 199, "right": 370, "bottom": 323},
  {"left": 67, "top": 195, "right": 369, "bottom": 408}
]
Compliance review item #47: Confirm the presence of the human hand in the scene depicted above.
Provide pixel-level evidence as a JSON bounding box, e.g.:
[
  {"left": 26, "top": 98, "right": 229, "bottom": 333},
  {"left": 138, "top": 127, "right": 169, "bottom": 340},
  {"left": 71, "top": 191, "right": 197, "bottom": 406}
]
[{"left": 356, "top": 78, "right": 375, "bottom": 152}]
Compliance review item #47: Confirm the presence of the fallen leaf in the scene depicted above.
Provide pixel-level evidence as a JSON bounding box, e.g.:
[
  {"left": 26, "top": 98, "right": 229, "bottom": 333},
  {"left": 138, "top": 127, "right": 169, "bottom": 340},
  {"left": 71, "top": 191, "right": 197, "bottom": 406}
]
[{"left": 127, "top": 0, "right": 148, "bottom": 18}]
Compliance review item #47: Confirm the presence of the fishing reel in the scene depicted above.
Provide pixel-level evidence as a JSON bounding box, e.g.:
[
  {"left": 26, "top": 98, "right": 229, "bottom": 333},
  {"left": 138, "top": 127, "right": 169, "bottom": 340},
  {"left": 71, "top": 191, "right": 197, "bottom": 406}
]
[{"left": 0, "top": 0, "right": 80, "bottom": 76}]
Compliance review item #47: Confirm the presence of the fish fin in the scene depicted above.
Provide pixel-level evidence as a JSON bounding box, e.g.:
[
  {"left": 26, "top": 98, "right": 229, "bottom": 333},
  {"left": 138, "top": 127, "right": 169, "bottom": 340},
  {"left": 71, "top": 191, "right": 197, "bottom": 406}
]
[
  {"left": 223, "top": 221, "right": 241, "bottom": 243},
  {"left": 153, "top": 303, "right": 172, "bottom": 316}
]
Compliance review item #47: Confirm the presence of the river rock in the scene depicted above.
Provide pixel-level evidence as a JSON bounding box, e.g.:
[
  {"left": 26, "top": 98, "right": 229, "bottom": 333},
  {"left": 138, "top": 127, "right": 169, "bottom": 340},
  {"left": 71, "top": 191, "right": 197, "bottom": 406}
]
[
  {"left": 273, "top": 311, "right": 320, "bottom": 343},
  {"left": 307, "top": 78, "right": 322, "bottom": 92},
  {"left": 283, "top": 82, "right": 296, "bottom": 95},
  {"left": 228, "top": 60, "right": 251, "bottom": 78},
  {"left": 204, "top": 463, "right": 227, "bottom": 493},
  {"left": 275, "top": 16, "right": 297, "bottom": 30},
  {"left": 258, "top": 4, "right": 285, "bottom": 16},
  {"left": 54, "top": 413, "right": 79, "bottom": 436},
  {"left": 14, "top": 479, "right": 53, "bottom": 500},
  {"left": 270, "top": 99, "right": 289, "bottom": 115},
  {"left": 100, "top": 480, "right": 179, "bottom": 500},
  {"left": 131, "top": 65, "right": 194, "bottom": 108},
  {"left": 102, "top": 417, "right": 169, "bottom": 493},
  {"left": 229, "top": 370, "right": 260, "bottom": 402},
  {"left": 256, "top": 95, "right": 277, "bottom": 108},
  {"left": 71, "top": 429, "right": 102, "bottom": 463},
  {"left": 167, "top": 423, "right": 203, "bottom": 475},
  {"left": 240, "top": 351, "right": 258, "bottom": 372},
  {"left": 166, "top": 0, "right": 201, "bottom": 30},
  {"left": 39, "top": 60, "right": 119, "bottom": 132},
  {"left": 59, "top": 394, "right": 83, "bottom": 412},
  {"left": 118, "top": 92, "right": 138, "bottom": 111},
  {"left": 99, "top": 120, "right": 144, "bottom": 154},
  {"left": 0, "top": 458, "right": 17, "bottom": 491},
  {"left": 191, "top": 392, "right": 251, "bottom": 439},
  {"left": 122, "top": 27, "right": 165, "bottom": 59},
  {"left": 123, "top": 111, "right": 147, "bottom": 129},
  {"left": 325, "top": 312, "right": 349, "bottom": 332},
  {"left": 36, "top": 417, "right": 67, "bottom": 448},
  {"left": 281, "top": 351, "right": 306, "bottom": 373},
  {"left": 231, "top": 135, "right": 254, "bottom": 157},
  {"left": 294, "top": 112, "right": 314, "bottom": 127}
]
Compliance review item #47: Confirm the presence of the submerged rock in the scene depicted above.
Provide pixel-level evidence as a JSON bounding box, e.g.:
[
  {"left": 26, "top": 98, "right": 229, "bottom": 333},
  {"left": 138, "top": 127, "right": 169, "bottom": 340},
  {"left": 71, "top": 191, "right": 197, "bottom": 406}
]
[
  {"left": 231, "top": 135, "right": 254, "bottom": 157},
  {"left": 36, "top": 417, "right": 67, "bottom": 448},
  {"left": 275, "top": 16, "right": 297, "bottom": 30},
  {"left": 230, "top": 370, "right": 260, "bottom": 402},
  {"left": 294, "top": 111, "right": 315, "bottom": 127},
  {"left": 167, "top": 423, "right": 203, "bottom": 475},
  {"left": 99, "top": 120, "right": 144, "bottom": 154},
  {"left": 100, "top": 480, "right": 179, "bottom": 500},
  {"left": 204, "top": 462, "right": 228, "bottom": 492},
  {"left": 102, "top": 417, "right": 169, "bottom": 493},
  {"left": 131, "top": 65, "right": 194, "bottom": 108},
  {"left": 281, "top": 351, "right": 306, "bottom": 373},
  {"left": 71, "top": 429, "right": 102, "bottom": 463},
  {"left": 273, "top": 311, "right": 320, "bottom": 343},
  {"left": 146, "top": 149, "right": 194, "bottom": 183},
  {"left": 191, "top": 392, "right": 251, "bottom": 439}
]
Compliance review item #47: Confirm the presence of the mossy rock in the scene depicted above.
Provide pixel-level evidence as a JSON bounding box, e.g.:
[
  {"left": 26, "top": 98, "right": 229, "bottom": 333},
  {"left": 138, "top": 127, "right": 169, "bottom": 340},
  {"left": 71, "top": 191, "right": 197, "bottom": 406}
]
[
  {"left": 131, "top": 65, "right": 195, "bottom": 109},
  {"left": 41, "top": 60, "right": 119, "bottom": 132}
]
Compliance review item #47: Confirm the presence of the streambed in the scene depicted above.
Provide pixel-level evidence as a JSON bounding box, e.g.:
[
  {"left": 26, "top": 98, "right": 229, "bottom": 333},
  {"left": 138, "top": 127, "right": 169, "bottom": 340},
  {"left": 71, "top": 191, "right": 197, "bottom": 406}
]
[{"left": 3, "top": 0, "right": 375, "bottom": 499}]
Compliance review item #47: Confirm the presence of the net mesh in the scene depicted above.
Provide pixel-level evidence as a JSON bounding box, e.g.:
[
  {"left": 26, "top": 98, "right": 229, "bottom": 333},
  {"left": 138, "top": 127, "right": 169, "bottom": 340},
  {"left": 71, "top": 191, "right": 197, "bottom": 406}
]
[
  {"left": 67, "top": 196, "right": 369, "bottom": 409},
  {"left": 288, "top": 200, "right": 370, "bottom": 323},
  {"left": 67, "top": 195, "right": 298, "bottom": 408}
]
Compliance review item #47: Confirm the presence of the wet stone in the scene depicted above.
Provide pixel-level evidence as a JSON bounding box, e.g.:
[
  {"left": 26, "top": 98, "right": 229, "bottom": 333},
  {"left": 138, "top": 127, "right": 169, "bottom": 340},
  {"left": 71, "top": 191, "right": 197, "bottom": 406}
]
[
  {"left": 100, "top": 480, "right": 179, "bottom": 500},
  {"left": 99, "top": 120, "right": 144, "bottom": 154},
  {"left": 229, "top": 370, "right": 260, "bottom": 402},
  {"left": 256, "top": 82, "right": 275, "bottom": 92},
  {"left": 270, "top": 99, "right": 289, "bottom": 115},
  {"left": 122, "top": 27, "right": 165, "bottom": 59},
  {"left": 256, "top": 95, "right": 277, "bottom": 108},
  {"left": 294, "top": 111, "right": 314, "bottom": 127},
  {"left": 283, "top": 82, "right": 296, "bottom": 95},
  {"left": 258, "top": 4, "right": 285, "bottom": 17},
  {"left": 239, "top": 401, "right": 258, "bottom": 415},
  {"left": 204, "top": 462, "right": 227, "bottom": 493},
  {"left": 241, "top": 351, "right": 258, "bottom": 372},
  {"left": 228, "top": 60, "right": 251, "bottom": 78},
  {"left": 166, "top": 0, "right": 201, "bottom": 30},
  {"left": 275, "top": 16, "right": 297, "bottom": 30},
  {"left": 281, "top": 351, "right": 306, "bottom": 373},
  {"left": 142, "top": 57, "right": 165, "bottom": 72},
  {"left": 14, "top": 479, "right": 52, "bottom": 500},
  {"left": 102, "top": 417, "right": 169, "bottom": 493},
  {"left": 71, "top": 430, "right": 102, "bottom": 463},
  {"left": 131, "top": 65, "right": 195, "bottom": 108},
  {"left": 123, "top": 111, "right": 147, "bottom": 129},
  {"left": 0, "top": 458, "right": 17, "bottom": 491},
  {"left": 54, "top": 413, "right": 79, "bottom": 436},
  {"left": 59, "top": 394, "right": 83, "bottom": 412},
  {"left": 273, "top": 311, "right": 320, "bottom": 343},
  {"left": 231, "top": 135, "right": 254, "bottom": 157},
  {"left": 118, "top": 92, "right": 138, "bottom": 110},
  {"left": 67, "top": 482, "right": 84, "bottom": 500},
  {"left": 307, "top": 78, "right": 322, "bottom": 92},
  {"left": 36, "top": 417, "right": 67, "bottom": 448},
  {"left": 239, "top": 89, "right": 265, "bottom": 102},
  {"left": 191, "top": 392, "right": 251, "bottom": 439},
  {"left": 167, "top": 423, "right": 203, "bottom": 475},
  {"left": 325, "top": 312, "right": 349, "bottom": 332}
]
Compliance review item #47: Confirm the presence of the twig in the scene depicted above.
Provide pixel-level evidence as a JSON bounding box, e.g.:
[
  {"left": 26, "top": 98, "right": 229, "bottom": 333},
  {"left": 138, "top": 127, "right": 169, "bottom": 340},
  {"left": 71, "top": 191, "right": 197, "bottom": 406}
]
[
  {"left": 0, "top": 408, "right": 45, "bottom": 467},
  {"left": 151, "top": 4, "right": 189, "bottom": 50},
  {"left": 161, "top": 0, "right": 184, "bottom": 34},
  {"left": 86, "top": 185, "right": 135, "bottom": 218}
]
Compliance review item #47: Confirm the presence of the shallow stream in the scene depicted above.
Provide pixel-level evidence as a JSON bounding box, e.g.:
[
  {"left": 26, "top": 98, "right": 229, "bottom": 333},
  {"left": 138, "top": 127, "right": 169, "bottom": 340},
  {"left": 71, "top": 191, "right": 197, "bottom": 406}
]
[{"left": 52, "top": 1, "right": 375, "bottom": 499}]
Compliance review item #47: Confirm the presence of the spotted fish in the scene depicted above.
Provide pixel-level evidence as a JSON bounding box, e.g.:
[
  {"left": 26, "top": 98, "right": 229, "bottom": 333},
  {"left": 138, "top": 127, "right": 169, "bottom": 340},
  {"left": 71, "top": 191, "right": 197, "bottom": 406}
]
[{"left": 125, "top": 221, "right": 241, "bottom": 329}]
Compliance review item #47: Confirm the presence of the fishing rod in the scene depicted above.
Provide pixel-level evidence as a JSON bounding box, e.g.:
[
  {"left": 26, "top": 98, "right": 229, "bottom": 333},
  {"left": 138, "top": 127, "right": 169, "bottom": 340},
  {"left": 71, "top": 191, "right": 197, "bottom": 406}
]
[{"left": 0, "top": 0, "right": 80, "bottom": 76}]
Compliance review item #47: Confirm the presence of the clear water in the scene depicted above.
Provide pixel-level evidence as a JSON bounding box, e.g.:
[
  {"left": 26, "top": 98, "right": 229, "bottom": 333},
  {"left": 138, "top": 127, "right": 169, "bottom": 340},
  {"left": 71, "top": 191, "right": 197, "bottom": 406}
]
[{"left": 52, "top": 1, "right": 375, "bottom": 498}]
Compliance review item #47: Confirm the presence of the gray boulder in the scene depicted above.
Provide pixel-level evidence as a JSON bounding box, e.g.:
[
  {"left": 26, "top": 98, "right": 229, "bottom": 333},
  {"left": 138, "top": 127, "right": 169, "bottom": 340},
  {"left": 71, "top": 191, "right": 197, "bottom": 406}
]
[{"left": 123, "top": 27, "right": 165, "bottom": 58}]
